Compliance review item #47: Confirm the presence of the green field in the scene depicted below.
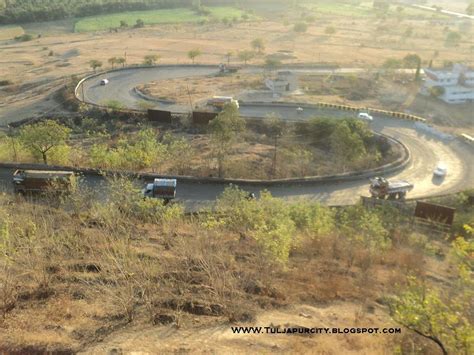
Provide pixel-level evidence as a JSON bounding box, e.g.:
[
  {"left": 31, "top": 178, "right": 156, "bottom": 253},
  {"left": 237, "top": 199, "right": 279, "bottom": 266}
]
[
  {"left": 301, "top": 1, "right": 450, "bottom": 19},
  {"left": 0, "top": 25, "right": 24, "bottom": 40},
  {"left": 74, "top": 7, "right": 248, "bottom": 32}
]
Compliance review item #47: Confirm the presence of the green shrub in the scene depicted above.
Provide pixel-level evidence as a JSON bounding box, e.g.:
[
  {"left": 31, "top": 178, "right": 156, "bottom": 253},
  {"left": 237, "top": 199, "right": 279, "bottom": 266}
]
[{"left": 215, "top": 186, "right": 296, "bottom": 263}]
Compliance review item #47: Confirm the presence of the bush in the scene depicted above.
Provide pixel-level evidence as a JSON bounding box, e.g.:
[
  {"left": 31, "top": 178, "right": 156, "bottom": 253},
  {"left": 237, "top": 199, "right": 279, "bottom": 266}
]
[
  {"left": 325, "top": 26, "right": 336, "bottom": 35},
  {"left": 294, "top": 22, "right": 308, "bottom": 33},
  {"left": 214, "top": 186, "right": 296, "bottom": 263},
  {"left": 15, "top": 33, "right": 33, "bottom": 42},
  {"left": 289, "top": 201, "right": 335, "bottom": 238}
]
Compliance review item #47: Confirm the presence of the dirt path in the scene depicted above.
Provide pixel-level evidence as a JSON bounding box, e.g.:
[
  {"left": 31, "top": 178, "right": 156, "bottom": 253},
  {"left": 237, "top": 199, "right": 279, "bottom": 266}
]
[{"left": 81, "top": 302, "right": 402, "bottom": 354}]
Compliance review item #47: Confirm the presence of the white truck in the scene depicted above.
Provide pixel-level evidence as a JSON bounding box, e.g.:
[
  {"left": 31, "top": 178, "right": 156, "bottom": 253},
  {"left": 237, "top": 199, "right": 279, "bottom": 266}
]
[
  {"left": 143, "top": 178, "right": 177, "bottom": 203},
  {"left": 369, "top": 177, "right": 414, "bottom": 200}
]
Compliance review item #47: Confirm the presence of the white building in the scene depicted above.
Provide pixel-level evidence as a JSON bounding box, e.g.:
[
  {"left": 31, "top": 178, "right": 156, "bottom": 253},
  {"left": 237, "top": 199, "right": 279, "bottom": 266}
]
[{"left": 421, "top": 64, "right": 474, "bottom": 104}]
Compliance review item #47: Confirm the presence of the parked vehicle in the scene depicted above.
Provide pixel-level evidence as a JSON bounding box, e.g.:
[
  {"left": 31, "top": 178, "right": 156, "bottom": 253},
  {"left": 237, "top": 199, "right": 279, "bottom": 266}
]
[
  {"left": 358, "top": 112, "right": 373, "bottom": 121},
  {"left": 369, "top": 176, "right": 413, "bottom": 200},
  {"left": 100, "top": 78, "right": 109, "bottom": 85},
  {"left": 207, "top": 96, "right": 239, "bottom": 109},
  {"left": 143, "top": 178, "right": 177, "bottom": 203},
  {"left": 433, "top": 163, "right": 448, "bottom": 177},
  {"left": 12, "top": 169, "right": 75, "bottom": 195},
  {"left": 296, "top": 107, "right": 304, "bottom": 114}
]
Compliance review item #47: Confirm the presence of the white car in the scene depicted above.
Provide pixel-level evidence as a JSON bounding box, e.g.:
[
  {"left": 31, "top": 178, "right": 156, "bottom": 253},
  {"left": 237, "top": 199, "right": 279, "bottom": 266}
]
[
  {"left": 296, "top": 107, "right": 304, "bottom": 114},
  {"left": 433, "top": 163, "right": 448, "bottom": 177},
  {"left": 100, "top": 78, "right": 109, "bottom": 86},
  {"left": 357, "top": 112, "right": 373, "bottom": 121}
]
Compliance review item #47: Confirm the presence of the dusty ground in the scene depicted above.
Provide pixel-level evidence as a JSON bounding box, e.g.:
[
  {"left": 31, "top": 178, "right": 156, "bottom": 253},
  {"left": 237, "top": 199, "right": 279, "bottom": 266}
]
[
  {"left": 138, "top": 73, "right": 265, "bottom": 106},
  {"left": 0, "top": 7, "right": 472, "bottom": 125},
  {"left": 82, "top": 302, "right": 403, "bottom": 354}
]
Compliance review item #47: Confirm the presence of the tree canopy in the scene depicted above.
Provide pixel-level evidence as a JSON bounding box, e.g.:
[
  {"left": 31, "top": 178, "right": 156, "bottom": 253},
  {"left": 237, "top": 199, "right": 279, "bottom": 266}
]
[
  {"left": 19, "top": 120, "right": 71, "bottom": 165},
  {"left": 208, "top": 102, "right": 245, "bottom": 177}
]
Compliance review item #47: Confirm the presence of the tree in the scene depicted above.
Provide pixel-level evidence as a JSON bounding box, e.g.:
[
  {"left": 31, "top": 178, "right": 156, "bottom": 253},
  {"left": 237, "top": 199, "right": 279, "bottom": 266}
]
[
  {"left": 293, "top": 22, "right": 308, "bottom": 33},
  {"left": 214, "top": 187, "right": 296, "bottom": 263},
  {"left": 134, "top": 19, "right": 145, "bottom": 28},
  {"left": 403, "top": 53, "right": 422, "bottom": 80},
  {"left": 264, "top": 115, "right": 286, "bottom": 177},
  {"left": 330, "top": 121, "right": 366, "bottom": 171},
  {"left": 325, "top": 26, "right": 336, "bottom": 35},
  {"left": 390, "top": 273, "right": 473, "bottom": 355},
  {"left": 225, "top": 51, "right": 233, "bottom": 64},
  {"left": 116, "top": 57, "right": 126, "bottom": 68},
  {"left": 89, "top": 59, "right": 102, "bottom": 72},
  {"left": 264, "top": 58, "right": 281, "bottom": 72},
  {"left": 143, "top": 54, "right": 160, "bottom": 66},
  {"left": 120, "top": 20, "right": 128, "bottom": 28},
  {"left": 19, "top": 120, "right": 71, "bottom": 165},
  {"left": 108, "top": 57, "right": 118, "bottom": 69},
  {"left": 238, "top": 50, "right": 255, "bottom": 65},
  {"left": 187, "top": 49, "right": 202, "bottom": 64},
  {"left": 467, "top": 2, "right": 474, "bottom": 16},
  {"left": 445, "top": 31, "right": 461, "bottom": 46},
  {"left": 208, "top": 102, "right": 245, "bottom": 177},
  {"left": 251, "top": 38, "right": 265, "bottom": 53},
  {"left": 403, "top": 54, "right": 421, "bottom": 68}
]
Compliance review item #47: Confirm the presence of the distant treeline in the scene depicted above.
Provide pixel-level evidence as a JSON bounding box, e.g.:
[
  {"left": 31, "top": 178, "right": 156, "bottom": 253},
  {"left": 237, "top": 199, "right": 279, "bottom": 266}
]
[{"left": 0, "top": 0, "right": 202, "bottom": 24}]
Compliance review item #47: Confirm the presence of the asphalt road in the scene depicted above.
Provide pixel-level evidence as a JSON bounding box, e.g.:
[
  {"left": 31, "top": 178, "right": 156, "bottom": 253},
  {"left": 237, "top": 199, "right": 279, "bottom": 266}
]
[{"left": 1, "top": 66, "right": 472, "bottom": 207}]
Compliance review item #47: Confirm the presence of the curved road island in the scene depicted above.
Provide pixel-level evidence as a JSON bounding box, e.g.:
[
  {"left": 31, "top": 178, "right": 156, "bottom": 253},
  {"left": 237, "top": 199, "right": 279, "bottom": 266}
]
[{"left": 3, "top": 65, "right": 470, "bottom": 207}]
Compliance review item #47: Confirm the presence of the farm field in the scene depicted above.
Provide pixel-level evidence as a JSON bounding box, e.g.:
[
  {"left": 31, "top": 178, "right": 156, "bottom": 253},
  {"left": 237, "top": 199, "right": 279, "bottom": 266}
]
[
  {"left": 0, "top": 1, "right": 472, "bottom": 132},
  {"left": 300, "top": 1, "right": 450, "bottom": 19},
  {"left": 74, "top": 7, "right": 249, "bottom": 32}
]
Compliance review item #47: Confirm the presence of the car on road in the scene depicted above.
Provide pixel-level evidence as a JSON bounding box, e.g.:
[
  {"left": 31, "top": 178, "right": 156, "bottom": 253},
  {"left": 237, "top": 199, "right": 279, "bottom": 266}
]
[
  {"left": 100, "top": 78, "right": 109, "bottom": 86},
  {"left": 433, "top": 163, "right": 448, "bottom": 177},
  {"left": 357, "top": 112, "right": 373, "bottom": 121},
  {"left": 296, "top": 107, "right": 304, "bottom": 114}
]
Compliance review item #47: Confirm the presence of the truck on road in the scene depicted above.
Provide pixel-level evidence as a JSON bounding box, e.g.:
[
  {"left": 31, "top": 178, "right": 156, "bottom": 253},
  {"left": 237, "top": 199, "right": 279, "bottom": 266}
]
[
  {"left": 13, "top": 170, "right": 75, "bottom": 195},
  {"left": 207, "top": 96, "right": 239, "bottom": 110},
  {"left": 369, "top": 176, "right": 413, "bottom": 200},
  {"left": 143, "top": 178, "right": 177, "bottom": 203}
]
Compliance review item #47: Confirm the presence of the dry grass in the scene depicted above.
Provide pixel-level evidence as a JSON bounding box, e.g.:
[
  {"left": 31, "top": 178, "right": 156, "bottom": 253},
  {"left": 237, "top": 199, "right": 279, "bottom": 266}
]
[
  {"left": 0, "top": 183, "right": 461, "bottom": 353},
  {"left": 139, "top": 73, "right": 265, "bottom": 105}
]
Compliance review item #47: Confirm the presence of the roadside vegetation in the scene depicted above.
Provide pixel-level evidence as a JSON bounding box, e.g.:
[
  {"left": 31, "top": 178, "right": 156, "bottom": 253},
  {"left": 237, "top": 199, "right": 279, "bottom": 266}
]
[
  {"left": 0, "top": 181, "right": 471, "bottom": 353},
  {"left": 0, "top": 104, "right": 397, "bottom": 179}
]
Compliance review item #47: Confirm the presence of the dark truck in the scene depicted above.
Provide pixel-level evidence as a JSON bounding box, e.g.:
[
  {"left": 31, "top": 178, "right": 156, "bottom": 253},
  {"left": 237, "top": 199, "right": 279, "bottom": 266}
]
[
  {"left": 143, "top": 178, "right": 177, "bottom": 203},
  {"left": 12, "top": 169, "right": 75, "bottom": 195}
]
